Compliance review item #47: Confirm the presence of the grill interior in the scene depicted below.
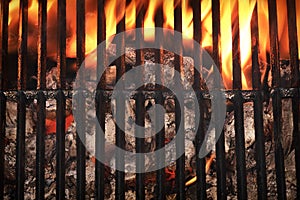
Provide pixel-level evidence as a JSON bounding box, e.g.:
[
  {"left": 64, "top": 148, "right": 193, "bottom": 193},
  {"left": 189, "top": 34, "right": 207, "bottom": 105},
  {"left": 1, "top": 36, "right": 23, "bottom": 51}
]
[{"left": 0, "top": 0, "right": 299, "bottom": 199}]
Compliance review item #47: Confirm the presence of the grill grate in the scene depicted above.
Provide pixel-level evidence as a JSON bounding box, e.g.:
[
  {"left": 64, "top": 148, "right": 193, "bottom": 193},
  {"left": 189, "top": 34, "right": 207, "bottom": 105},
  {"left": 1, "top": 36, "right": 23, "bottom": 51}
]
[{"left": 0, "top": 0, "right": 300, "bottom": 199}]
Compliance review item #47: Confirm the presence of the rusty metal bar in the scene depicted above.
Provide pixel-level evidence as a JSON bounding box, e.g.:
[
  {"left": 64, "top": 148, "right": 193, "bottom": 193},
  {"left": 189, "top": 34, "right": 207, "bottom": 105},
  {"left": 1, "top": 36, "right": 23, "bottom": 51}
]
[
  {"left": 57, "top": 0, "right": 66, "bottom": 89},
  {"left": 212, "top": 0, "right": 226, "bottom": 199},
  {"left": 36, "top": 2, "right": 47, "bottom": 198},
  {"left": 56, "top": 90, "right": 66, "bottom": 200},
  {"left": 36, "top": 91, "right": 46, "bottom": 200},
  {"left": 0, "top": 92, "right": 6, "bottom": 199},
  {"left": 251, "top": 4, "right": 267, "bottom": 199},
  {"left": 115, "top": 1, "right": 126, "bottom": 198},
  {"left": 286, "top": 0, "right": 300, "bottom": 198},
  {"left": 231, "top": 1, "right": 247, "bottom": 199},
  {"left": 16, "top": 92, "right": 26, "bottom": 200},
  {"left": 17, "top": 0, "right": 28, "bottom": 90},
  {"left": 174, "top": 1, "right": 185, "bottom": 199},
  {"left": 76, "top": 0, "right": 86, "bottom": 199},
  {"left": 268, "top": 0, "right": 287, "bottom": 199},
  {"left": 37, "top": 0, "right": 47, "bottom": 90},
  {"left": 0, "top": 0, "right": 9, "bottom": 90},
  {"left": 95, "top": 0, "right": 106, "bottom": 199}
]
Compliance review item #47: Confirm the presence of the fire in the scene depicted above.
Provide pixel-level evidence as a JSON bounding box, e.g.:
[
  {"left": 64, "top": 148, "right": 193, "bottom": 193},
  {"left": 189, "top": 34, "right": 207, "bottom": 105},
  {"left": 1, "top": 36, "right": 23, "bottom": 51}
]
[{"left": 6, "top": 0, "right": 300, "bottom": 89}]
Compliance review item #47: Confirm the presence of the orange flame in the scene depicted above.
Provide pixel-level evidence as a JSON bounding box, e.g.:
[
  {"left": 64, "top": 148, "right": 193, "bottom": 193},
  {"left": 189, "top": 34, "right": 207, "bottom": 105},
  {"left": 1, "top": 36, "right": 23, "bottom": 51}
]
[{"left": 6, "top": 0, "right": 300, "bottom": 89}]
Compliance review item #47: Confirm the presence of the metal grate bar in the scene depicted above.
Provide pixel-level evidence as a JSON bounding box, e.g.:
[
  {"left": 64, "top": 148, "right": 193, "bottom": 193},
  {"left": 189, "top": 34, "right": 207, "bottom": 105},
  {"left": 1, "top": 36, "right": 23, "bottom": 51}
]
[
  {"left": 37, "top": 0, "right": 47, "bottom": 90},
  {"left": 95, "top": 0, "right": 106, "bottom": 199},
  {"left": 286, "top": 0, "right": 300, "bottom": 198},
  {"left": 231, "top": 1, "right": 247, "bottom": 199},
  {"left": 76, "top": 0, "right": 86, "bottom": 199},
  {"left": 95, "top": 90, "right": 106, "bottom": 200},
  {"left": 35, "top": 1, "right": 47, "bottom": 199},
  {"left": 195, "top": 91, "right": 206, "bottom": 199},
  {"left": 0, "top": 0, "right": 8, "bottom": 198},
  {"left": 135, "top": 92, "right": 145, "bottom": 199},
  {"left": 193, "top": 0, "right": 201, "bottom": 90},
  {"left": 155, "top": 5, "right": 164, "bottom": 86},
  {"left": 56, "top": 90, "right": 66, "bottom": 200},
  {"left": 115, "top": 1, "right": 126, "bottom": 198},
  {"left": 17, "top": 0, "right": 28, "bottom": 90},
  {"left": 251, "top": 4, "right": 267, "bottom": 199},
  {"left": 0, "top": 0, "right": 9, "bottom": 90},
  {"left": 212, "top": 0, "right": 226, "bottom": 199},
  {"left": 155, "top": 90, "right": 165, "bottom": 200},
  {"left": 16, "top": 91, "right": 26, "bottom": 200},
  {"left": 36, "top": 91, "right": 46, "bottom": 200},
  {"left": 0, "top": 92, "right": 6, "bottom": 199},
  {"left": 57, "top": 0, "right": 67, "bottom": 89},
  {"left": 154, "top": 5, "right": 165, "bottom": 200},
  {"left": 268, "top": 0, "right": 287, "bottom": 199},
  {"left": 174, "top": 1, "right": 185, "bottom": 199},
  {"left": 193, "top": 1, "right": 206, "bottom": 199},
  {"left": 135, "top": 4, "right": 146, "bottom": 200}
]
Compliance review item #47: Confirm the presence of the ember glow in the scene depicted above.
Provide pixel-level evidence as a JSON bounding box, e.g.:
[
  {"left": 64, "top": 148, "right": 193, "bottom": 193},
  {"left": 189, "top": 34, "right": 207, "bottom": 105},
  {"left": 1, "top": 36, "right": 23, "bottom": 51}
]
[{"left": 7, "top": 0, "right": 300, "bottom": 89}]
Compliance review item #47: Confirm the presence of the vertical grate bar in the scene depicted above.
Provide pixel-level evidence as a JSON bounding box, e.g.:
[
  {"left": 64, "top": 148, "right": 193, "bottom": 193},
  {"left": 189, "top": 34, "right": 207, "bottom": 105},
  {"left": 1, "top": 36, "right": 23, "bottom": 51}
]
[
  {"left": 286, "top": 0, "right": 300, "bottom": 198},
  {"left": 231, "top": 1, "right": 247, "bottom": 199},
  {"left": 136, "top": 4, "right": 145, "bottom": 200},
  {"left": 56, "top": 0, "right": 67, "bottom": 199},
  {"left": 251, "top": 3, "right": 267, "bottom": 199},
  {"left": 95, "top": 0, "right": 106, "bottom": 199},
  {"left": 0, "top": 92, "right": 6, "bottom": 200},
  {"left": 155, "top": 5, "right": 164, "bottom": 86},
  {"left": 95, "top": 90, "right": 105, "bottom": 200},
  {"left": 56, "top": 90, "right": 66, "bottom": 200},
  {"left": 268, "top": 0, "right": 287, "bottom": 199},
  {"left": 16, "top": 1, "right": 28, "bottom": 199},
  {"left": 57, "top": 0, "right": 66, "bottom": 89},
  {"left": 76, "top": 0, "right": 86, "bottom": 199},
  {"left": 193, "top": 0, "right": 201, "bottom": 90},
  {"left": 195, "top": 92, "right": 206, "bottom": 199},
  {"left": 36, "top": 91, "right": 46, "bottom": 200},
  {"left": 17, "top": 0, "right": 28, "bottom": 90},
  {"left": 135, "top": 92, "right": 145, "bottom": 199},
  {"left": 0, "top": 0, "right": 9, "bottom": 90},
  {"left": 174, "top": 1, "right": 185, "bottom": 199},
  {"left": 16, "top": 92, "right": 26, "bottom": 200},
  {"left": 212, "top": 0, "right": 226, "bottom": 199},
  {"left": 154, "top": 3, "right": 165, "bottom": 200},
  {"left": 193, "top": 0, "right": 206, "bottom": 199},
  {"left": 155, "top": 90, "right": 165, "bottom": 200},
  {"left": 37, "top": 0, "right": 47, "bottom": 90},
  {"left": 36, "top": 1, "right": 47, "bottom": 199},
  {"left": 0, "top": 1, "right": 8, "bottom": 198},
  {"left": 115, "top": 1, "right": 126, "bottom": 199}
]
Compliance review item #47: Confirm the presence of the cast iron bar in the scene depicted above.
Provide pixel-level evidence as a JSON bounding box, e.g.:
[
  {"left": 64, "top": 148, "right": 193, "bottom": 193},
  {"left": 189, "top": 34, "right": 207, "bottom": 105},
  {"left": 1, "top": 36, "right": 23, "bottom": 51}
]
[
  {"left": 268, "top": 0, "right": 287, "bottom": 199},
  {"left": 95, "top": 0, "right": 106, "bottom": 199},
  {"left": 251, "top": 4, "right": 267, "bottom": 199},
  {"left": 231, "top": 1, "right": 247, "bottom": 199},
  {"left": 212, "top": 0, "right": 226, "bottom": 199},
  {"left": 286, "top": 0, "right": 300, "bottom": 198}
]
